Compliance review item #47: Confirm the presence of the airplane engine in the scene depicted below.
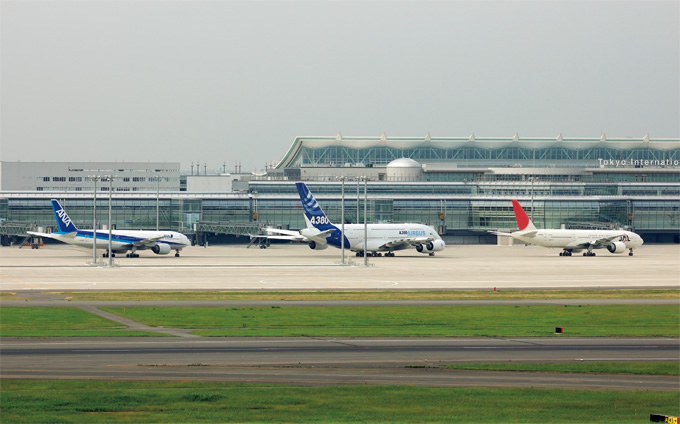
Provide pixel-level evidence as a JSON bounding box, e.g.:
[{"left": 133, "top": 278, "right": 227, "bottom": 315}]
[
  {"left": 151, "top": 243, "right": 172, "bottom": 255},
  {"left": 308, "top": 240, "right": 328, "bottom": 250},
  {"left": 606, "top": 241, "right": 627, "bottom": 254},
  {"left": 415, "top": 244, "right": 423, "bottom": 253},
  {"left": 424, "top": 239, "right": 446, "bottom": 253}
]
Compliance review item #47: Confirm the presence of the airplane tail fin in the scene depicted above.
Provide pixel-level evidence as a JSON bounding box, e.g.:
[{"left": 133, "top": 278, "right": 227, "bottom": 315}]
[
  {"left": 511, "top": 200, "right": 537, "bottom": 232},
  {"left": 51, "top": 199, "right": 79, "bottom": 233},
  {"left": 295, "top": 182, "right": 335, "bottom": 230}
]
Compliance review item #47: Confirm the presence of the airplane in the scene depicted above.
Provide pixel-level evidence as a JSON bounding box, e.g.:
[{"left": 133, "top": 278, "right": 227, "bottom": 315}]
[
  {"left": 491, "top": 199, "right": 643, "bottom": 257},
  {"left": 27, "top": 199, "right": 191, "bottom": 257},
  {"left": 252, "top": 182, "right": 445, "bottom": 257}
]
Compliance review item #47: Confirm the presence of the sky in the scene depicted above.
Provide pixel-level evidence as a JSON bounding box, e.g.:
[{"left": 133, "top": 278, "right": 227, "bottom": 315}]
[{"left": 1, "top": 0, "right": 678, "bottom": 173}]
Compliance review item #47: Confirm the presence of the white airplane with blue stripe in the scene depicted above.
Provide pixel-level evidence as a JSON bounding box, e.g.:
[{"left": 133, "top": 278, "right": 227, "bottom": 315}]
[
  {"left": 27, "top": 200, "right": 191, "bottom": 258},
  {"left": 257, "top": 183, "right": 445, "bottom": 257}
]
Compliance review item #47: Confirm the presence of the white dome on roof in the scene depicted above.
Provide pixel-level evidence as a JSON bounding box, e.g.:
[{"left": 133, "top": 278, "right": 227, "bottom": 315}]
[
  {"left": 387, "top": 158, "right": 422, "bottom": 168},
  {"left": 386, "top": 158, "right": 423, "bottom": 181}
]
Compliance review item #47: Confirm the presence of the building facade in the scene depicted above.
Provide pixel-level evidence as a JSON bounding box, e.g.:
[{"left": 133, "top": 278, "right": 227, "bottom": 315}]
[
  {"left": 1, "top": 135, "right": 679, "bottom": 245},
  {"left": 0, "top": 162, "right": 180, "bottom": 192}
]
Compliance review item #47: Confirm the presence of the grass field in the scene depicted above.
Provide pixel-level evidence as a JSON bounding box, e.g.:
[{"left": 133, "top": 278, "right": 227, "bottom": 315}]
[
  {"left": 0, "top": 307, "right": 164, "bottom": 337},
  {"left": 1, "top": 304, "right": 677, "bottom": 337},
  {"left": 98, "top": 304, "right": 680, "bottom": 337},
  {"left": 2, "top": 292, "right": 678, "bottom": 423},
  {"left": 1, "top": 380, "right": 678, "bottom": 423}
]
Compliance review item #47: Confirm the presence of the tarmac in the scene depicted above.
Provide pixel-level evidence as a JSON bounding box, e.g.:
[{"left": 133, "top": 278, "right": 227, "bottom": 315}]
[{"left": 1, "top": 243, "right": 679, "bottom": 291}]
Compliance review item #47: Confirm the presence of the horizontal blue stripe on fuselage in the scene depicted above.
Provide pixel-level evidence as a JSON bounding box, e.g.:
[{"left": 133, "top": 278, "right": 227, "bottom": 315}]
[{"left": 54, "top": 231, "right": 186, "bottom": 247}]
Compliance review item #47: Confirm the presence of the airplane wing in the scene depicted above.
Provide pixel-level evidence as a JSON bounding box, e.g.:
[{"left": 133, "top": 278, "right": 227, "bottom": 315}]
[
  {"left": 27, "top": 230, "right": 76, "bottom": 239},
  {"left": 258, "top": 227, "right": 309, "bottom": 242},
  {"left": 27, "top": 230, "right": 53, "bottom": 238},
  {"left": 248, "top": 227, "right": 336, "bottom": 248},
  {"left": 254, "top": 234, "right": 307, "bottom": 242},
  {"left": 380, "top": 236, "right": 435, "bottom": 250},
  {"left": 488, "top": 229, "right": 537, "bottom": 237},
  {"left": 305, "top": 228, "right": 335, "bottom": 241},
  {"left": 247, "top": 232, "right": 309, "bottom": 248},
  {"left": 130, "top": 236, "right": 165, "bottom": 248},
  {"left": 488, "top": 230, "right": 513, "bottom": 236},
  {"left": 571, "top": 234, "right": 625, "bottom": 250},
  {"left": 263, "top": 227, "right": 302, "bottom": 237}
]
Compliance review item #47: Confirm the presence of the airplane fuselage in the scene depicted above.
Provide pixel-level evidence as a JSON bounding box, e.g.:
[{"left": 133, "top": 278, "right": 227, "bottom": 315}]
[
  {"left": 50, "top": 230, "right": 190, "bottom": 253},
  {"left": 319, "top": 223, "right": 442, "bottom": 252},
  {"left": 513, "top": 229, "right": 643, "bottom": 250}
]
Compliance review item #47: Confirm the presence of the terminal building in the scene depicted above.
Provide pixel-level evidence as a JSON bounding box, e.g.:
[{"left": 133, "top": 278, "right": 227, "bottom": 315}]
[
  {"left": 0, "top": 161, "right": 181, "bottom": 192},
  {"left": 1, "top": 133, "right": 679, "bottom": 246}
]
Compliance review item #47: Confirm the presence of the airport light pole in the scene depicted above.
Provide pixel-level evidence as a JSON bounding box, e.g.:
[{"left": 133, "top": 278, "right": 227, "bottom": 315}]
[
  {"left": 362, "top": 176, "right": 368, "bottom": 267},
  {"left": 530, "top": 176, "right": 535, "bottom": 222},
  {"left": 156, "top": 175, "right": 160, "bottom": 231},
  {"left": 89, "top": 175, "right": 101, "bottom": 265},
  {"left": 105, "top": 175, "right": 116, "bottom": 268},
  {"left": 337, "top": 176, "right": 345, "bottom": 265},
  {"left": 356, "top": 179, "right": 360, "bottom": 224}
]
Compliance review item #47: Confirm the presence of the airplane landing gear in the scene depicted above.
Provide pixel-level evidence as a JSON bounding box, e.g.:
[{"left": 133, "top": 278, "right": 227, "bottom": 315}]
[
  {"left": 583, "top": 252, "right": 596, "bottom": 257},
  {"left": 175, "top": 251, "right": 180, "bottom": 257},
  {"left": 560, "top": 250, "right": 572, "bottom": 257},
  {"left": 629, "top": 249, "right": 634, "bottom": 256}
]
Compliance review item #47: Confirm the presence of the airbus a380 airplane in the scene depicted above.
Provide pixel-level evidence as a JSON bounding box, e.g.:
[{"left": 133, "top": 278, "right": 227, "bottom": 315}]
[
  {"left": 258, "top": 182, "right": 445, "bottom": 256},
  {"left": 27, "top": 200, "right": 191, "bottom": 257},
  {"left": 492, "top": 200, "right": 643, "bottom": 257}
]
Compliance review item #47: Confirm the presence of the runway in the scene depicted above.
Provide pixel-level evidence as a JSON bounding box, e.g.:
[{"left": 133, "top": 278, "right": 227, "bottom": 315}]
[
  {"left": 2, "top": 337, "right": 678, "bottom": 390},
  {"left": 1, "top": 243, "right": 679, "bottom": 291}
]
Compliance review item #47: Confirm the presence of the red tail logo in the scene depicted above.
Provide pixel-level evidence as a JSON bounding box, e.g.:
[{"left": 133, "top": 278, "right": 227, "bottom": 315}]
[{"left": 512, "top": 200, "right": 530, "bottom": 230}]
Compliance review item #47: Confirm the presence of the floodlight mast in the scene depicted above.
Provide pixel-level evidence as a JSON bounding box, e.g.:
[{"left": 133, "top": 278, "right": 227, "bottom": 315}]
[
  {"left": 156, "top": 175, "right": 160, "bottom": 231},
  {"left": 362, "top": 176, "right": 368, "bottom": 267},
  {"left": 89, "top": 175, "right": 101, "bottom": 265},
  {"left": 105, "top": 175, "right": 117, "bottom": 267},
  {"left": 337, "top": 176, "right": 345, "bottom": 265}
]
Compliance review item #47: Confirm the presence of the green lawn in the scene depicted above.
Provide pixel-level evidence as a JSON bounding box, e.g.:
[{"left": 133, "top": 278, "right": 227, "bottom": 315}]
[
  {"left": 0, "top": 307, "right": 163, "bottom": 337},
  {"left": 2, "top": 304, "right": 678, "bottom": 338},
  {"left": 1, "top": 380, "right": 677, "bottom": 423},
  {"left": 100, "top": 305, "right": 680, "bottom": 337}
]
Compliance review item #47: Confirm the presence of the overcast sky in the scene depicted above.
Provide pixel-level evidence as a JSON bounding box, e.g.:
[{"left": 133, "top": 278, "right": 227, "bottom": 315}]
[{"left": 1, "top": 0, "right": 678, "bottom": 173}]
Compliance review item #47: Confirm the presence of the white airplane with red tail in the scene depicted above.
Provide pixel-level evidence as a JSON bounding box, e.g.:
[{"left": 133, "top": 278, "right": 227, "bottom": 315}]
[{"left": 491, "top": 200, "right": 643, "bottom": 257}]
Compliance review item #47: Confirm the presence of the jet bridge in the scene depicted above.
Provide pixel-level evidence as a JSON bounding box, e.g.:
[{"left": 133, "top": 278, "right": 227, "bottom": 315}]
[
  {"left": 0, "top": 222, "right": 36, "bottom": 246},
  {"left": 193, "top": 221, "right": 264, "bottom": 246}
]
